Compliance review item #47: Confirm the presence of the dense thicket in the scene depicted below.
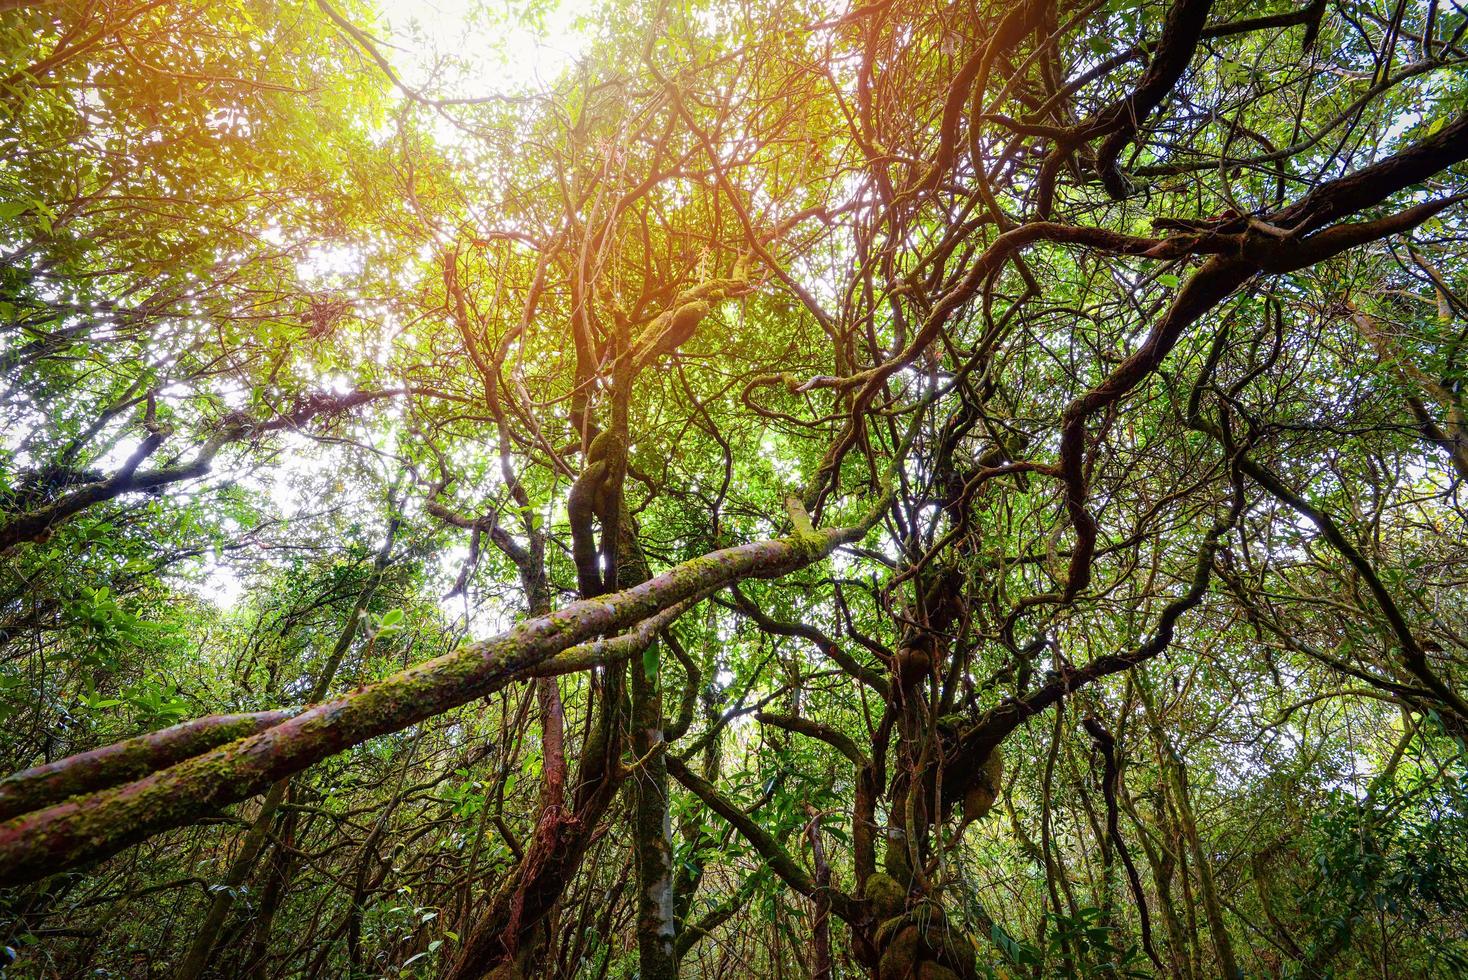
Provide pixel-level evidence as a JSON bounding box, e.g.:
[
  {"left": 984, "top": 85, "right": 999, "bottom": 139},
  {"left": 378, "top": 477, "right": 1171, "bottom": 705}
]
[{"left": 2, "top": 0, "right": 1467, "bottom": 976}]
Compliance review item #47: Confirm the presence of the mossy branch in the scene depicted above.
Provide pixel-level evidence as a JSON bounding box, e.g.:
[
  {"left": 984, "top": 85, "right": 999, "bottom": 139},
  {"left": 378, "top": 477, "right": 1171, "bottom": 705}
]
[{"left": 0, "top": 523, "right": 861, "bottom": 884}]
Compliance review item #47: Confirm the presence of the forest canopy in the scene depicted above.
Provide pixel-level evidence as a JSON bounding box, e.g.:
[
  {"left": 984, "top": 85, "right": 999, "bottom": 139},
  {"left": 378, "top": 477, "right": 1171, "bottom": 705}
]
[{"left": 2, "top": 0, "right": 1468, "bottom": 977}]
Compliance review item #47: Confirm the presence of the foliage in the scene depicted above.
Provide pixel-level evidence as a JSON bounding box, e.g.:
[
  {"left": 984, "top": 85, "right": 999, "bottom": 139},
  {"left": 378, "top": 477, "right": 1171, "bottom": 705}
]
[{"left": 2, "top": 0, "right": 1468, "bottom": 977}]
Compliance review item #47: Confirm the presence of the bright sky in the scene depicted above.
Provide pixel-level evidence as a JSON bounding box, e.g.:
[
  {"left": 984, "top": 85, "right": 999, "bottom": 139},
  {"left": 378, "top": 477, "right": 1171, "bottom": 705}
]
[
  {"left": 379, "top": 0, "right": 593, "bottom": 97},
  {"left": 197, "top": 2, "right": 597, "bottom": 615}
]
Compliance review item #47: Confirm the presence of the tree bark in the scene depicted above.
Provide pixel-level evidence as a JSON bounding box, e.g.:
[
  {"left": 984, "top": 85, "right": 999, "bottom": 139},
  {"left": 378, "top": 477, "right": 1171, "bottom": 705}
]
[{"left": 630, "top": 642, "right": 677, "bottom": 980}]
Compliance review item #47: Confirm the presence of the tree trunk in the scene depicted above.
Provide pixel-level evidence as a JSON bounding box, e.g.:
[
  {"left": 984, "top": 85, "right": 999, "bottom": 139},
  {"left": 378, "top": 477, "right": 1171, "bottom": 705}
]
[{"left": 631, "top": 641, "right": 677, "bottom": 979}]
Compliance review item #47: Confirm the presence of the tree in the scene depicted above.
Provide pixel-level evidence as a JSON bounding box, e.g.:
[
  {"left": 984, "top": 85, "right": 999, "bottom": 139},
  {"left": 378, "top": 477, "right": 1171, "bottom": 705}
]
[{"left": 2, "top": 0, "right": 1467, "bottom": 976}]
